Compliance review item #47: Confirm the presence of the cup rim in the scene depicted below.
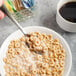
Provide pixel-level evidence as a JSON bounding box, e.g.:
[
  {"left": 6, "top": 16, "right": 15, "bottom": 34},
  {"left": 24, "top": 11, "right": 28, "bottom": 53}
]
[{"left": 57, "top": 0, "right": 76, "bottom": 25}]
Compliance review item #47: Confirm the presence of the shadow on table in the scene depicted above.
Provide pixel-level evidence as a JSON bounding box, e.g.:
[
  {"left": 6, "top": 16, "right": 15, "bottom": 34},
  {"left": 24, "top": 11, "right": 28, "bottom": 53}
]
[{"left": 39, "top": 13, "right": 66, "bottom": 35}]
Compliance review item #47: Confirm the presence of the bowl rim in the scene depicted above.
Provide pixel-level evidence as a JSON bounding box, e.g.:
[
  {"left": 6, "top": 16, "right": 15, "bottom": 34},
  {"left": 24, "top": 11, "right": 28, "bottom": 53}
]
[{"left": 0, "top": 26, "right": 72, "bottom": 76}]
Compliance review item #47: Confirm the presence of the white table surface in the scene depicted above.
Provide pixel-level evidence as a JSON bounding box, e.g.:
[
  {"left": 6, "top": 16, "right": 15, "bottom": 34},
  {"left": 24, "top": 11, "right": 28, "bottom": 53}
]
[{"left": 0, "top": 0, "right": 76, "bottom": 76}]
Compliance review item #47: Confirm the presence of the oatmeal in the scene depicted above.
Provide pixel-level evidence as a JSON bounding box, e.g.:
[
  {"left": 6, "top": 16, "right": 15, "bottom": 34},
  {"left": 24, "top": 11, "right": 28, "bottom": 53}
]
[{"left": 4, "top": 32, "right": 66, "bottom": 76}]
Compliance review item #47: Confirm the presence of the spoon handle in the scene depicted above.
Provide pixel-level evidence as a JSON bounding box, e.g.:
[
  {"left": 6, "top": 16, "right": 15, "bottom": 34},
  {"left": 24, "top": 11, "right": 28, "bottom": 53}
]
[{"left": 0, "top": 5, "right": 26, "bottom": 35}]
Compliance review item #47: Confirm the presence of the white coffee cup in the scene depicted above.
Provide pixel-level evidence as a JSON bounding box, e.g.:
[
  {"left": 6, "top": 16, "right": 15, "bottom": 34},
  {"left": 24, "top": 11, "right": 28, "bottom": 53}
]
[{"left": 56, "top": 0, "right": 76, "bottom": 32}]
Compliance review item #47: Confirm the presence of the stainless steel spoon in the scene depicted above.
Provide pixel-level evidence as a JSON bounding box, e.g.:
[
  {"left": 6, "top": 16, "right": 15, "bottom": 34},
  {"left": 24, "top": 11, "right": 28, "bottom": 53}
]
[
  {"left": 0, "top": 5, "right": 30, "bottom": 49},
  {"left": 0, "top": 5, "right": 27, "bottom": 36}
]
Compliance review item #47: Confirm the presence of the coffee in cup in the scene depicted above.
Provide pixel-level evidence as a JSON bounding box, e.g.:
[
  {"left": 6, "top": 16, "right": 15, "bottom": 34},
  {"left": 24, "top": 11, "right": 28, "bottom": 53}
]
[{"left": 56, "top": 0, "right": 76, "bottom": 32}]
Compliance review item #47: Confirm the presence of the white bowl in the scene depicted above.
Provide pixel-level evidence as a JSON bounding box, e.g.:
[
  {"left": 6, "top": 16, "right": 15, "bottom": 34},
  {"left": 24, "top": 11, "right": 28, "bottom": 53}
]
[{"left": 0, "top": 26, "right": 72, "bottom": 76}]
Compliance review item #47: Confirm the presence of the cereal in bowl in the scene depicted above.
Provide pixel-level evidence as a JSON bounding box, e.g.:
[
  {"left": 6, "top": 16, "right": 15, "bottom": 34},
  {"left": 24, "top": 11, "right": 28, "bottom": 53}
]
[{"left": 3, "top": 32, "right": 66, "bottom": 76}]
